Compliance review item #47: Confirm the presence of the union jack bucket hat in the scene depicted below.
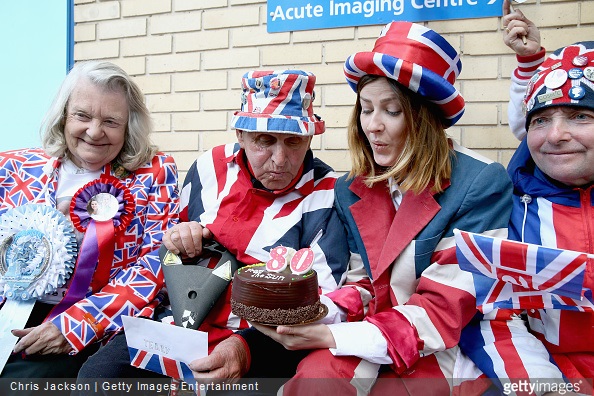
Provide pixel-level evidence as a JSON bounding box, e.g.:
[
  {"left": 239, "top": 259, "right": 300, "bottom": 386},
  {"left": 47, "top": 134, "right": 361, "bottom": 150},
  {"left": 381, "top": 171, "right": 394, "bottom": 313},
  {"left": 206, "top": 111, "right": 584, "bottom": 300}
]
[
  {"left": 344, "top": 21, "right": 465, "bottom": 127},
  {"left": 523, "top": 41, "right": 594, "bottom": 130},
  {"left": 231, "top": 70, "right": 325, "bottom": 136}
]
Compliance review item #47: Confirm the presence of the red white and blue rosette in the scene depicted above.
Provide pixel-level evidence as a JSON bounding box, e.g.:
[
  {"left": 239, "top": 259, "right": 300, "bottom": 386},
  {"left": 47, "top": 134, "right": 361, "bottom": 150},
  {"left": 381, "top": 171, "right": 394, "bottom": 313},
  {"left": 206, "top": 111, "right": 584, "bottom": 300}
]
[
  {"left": 0, "top": 204, "right": 77, "bottom": 300},
  {"left": 46, "top": 176, "right": 135, "bottom": 318},
  {"left": 70, "top": 176, "right": 135, "bottom": 234}
]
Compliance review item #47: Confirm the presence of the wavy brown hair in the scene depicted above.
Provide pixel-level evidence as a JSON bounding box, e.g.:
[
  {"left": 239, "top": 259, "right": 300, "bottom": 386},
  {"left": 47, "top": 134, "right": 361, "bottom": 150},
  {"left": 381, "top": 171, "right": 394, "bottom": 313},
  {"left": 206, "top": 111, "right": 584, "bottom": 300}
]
[{"left": 347, "top": 75, "right": 452, "bottom": 194}]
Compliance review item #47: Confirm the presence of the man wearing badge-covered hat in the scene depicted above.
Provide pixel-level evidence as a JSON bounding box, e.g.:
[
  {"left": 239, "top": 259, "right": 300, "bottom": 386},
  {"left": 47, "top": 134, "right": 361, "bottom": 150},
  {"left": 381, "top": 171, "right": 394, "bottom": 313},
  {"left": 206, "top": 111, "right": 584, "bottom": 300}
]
[
  {"left": 459, "top": 1, "right": 594, "bottom": 394},
  {"left": 77, "top": 70, "right": 350, "bottom": 388}
]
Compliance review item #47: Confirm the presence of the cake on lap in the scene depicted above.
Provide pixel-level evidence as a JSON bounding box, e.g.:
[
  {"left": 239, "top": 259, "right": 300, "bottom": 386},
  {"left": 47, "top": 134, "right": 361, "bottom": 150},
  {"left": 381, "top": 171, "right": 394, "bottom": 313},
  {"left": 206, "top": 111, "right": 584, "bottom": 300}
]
[
  {"left": 230, "top": 246, "right": 326, "bottom": 326},
  {"left": 231, "top": 264, "right": 324, "bottom": 325}
]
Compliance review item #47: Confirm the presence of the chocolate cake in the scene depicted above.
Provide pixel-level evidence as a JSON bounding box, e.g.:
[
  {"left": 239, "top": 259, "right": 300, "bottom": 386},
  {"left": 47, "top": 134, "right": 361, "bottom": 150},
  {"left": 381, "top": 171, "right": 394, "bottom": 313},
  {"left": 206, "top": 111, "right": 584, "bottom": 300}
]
[{"left": 230, "top": 263, "right": 324, "bottom": 325}]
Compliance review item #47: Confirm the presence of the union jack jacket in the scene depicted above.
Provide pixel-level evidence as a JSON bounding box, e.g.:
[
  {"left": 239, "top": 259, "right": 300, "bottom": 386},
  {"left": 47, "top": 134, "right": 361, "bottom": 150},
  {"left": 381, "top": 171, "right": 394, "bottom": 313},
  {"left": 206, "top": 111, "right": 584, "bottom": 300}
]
[
  {"left": 0, "top": 148, "right": 179, "bottom": 352},
  {"left": 179, "top": 143, "right": 349, "bottom": 348}
]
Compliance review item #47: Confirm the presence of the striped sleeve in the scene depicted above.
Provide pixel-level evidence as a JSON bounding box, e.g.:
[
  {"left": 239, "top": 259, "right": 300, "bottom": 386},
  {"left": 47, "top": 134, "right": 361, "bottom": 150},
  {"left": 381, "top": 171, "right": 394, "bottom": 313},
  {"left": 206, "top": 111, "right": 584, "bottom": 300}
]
[
  {"left": 513, "top": 48, "right": 547, "bottom": 81},
  {"left": 508, "top": 48, "right": 546, "bottom": 141}
]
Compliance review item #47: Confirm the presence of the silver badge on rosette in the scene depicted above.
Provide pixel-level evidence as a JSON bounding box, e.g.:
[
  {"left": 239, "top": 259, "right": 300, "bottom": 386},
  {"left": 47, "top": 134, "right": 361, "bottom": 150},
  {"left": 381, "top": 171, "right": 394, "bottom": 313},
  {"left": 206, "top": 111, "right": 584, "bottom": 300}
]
[{"left": 0, "top": 204, "right": 77, "bottom": 371}]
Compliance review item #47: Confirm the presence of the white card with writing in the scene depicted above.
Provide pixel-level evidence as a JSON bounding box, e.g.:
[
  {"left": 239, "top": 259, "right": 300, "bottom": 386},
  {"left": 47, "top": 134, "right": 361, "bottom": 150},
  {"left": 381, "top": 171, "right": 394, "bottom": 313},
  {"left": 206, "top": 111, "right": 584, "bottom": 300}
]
[{"left": 122, "top": 315, "right": 208, "bottom": 378}]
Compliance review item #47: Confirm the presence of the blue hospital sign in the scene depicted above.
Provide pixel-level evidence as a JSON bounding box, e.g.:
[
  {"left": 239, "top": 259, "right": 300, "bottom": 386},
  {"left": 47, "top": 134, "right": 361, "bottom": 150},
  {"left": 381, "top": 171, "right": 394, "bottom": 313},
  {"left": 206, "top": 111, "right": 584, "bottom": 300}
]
[{"left": 267, "top": 0, "right": 502, "bottom": 33}]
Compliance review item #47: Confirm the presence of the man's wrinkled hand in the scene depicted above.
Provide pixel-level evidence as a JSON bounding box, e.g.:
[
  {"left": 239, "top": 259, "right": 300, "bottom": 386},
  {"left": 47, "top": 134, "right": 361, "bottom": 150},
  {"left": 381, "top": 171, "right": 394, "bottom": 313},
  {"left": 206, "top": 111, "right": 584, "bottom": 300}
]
[
  {"left": 162, "top": 221, "right": 213, "bottom": 258},
  {"left": 189, "top": 336, "right": 249, "bottom": 382}
]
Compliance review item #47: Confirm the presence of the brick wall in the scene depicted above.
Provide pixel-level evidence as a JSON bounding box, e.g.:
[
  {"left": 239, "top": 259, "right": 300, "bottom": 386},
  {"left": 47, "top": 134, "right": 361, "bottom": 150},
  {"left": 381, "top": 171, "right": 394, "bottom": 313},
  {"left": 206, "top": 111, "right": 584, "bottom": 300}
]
[{"left": 73, "top": 0, "right": 594, "bottom": 179}]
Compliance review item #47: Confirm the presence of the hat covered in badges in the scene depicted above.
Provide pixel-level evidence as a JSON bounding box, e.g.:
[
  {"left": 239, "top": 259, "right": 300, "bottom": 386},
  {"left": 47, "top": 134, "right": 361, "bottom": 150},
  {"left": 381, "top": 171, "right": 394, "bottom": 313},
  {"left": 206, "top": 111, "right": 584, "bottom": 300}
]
[
  {"left": 523, "top": 41, "right": 594, "bottom": 129},
  {"left": 230, "top": 70, "right": 325, "bottom": 136},
  {"left": 343, "top": 21, "right": 465, "bottom": 127}
]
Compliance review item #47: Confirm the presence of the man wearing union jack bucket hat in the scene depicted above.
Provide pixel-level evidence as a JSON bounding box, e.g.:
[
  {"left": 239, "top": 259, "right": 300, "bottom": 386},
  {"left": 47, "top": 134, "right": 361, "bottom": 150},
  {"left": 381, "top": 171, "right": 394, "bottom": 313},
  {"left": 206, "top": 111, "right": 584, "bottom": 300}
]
[
  {"left": 458, "top": 3, "right": 594, "bottom": 394},
  {"left": 137, "top": 69, "right": 351, "bottom": 387},
  {"left": 249, "top": 22, "right": 513, "bottom": 394}
]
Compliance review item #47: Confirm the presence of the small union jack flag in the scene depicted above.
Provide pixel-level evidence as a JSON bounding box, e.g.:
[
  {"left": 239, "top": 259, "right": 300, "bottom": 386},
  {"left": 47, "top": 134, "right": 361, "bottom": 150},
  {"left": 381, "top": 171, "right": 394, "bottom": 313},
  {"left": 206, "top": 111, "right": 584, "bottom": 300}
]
[
  {"left": 128, "top": 346, "right": 195, "bottom": 381},
  {"left": 122, "top": 315, "right": 207, "bottom": 385},
  {"left": 454, "top": 229, "right": 594, "bottom": 313}
]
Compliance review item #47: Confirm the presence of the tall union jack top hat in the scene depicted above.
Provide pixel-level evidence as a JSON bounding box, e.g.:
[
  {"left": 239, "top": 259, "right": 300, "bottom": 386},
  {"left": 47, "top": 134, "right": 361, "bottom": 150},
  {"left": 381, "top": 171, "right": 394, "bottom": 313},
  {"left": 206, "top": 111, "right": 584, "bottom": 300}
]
[
  {"left": 231, "top": 70, "right": 325, "bottom": 136},
  {"left": 344, "top": 21, "right": 465, "bottom": 127},
  {"left": 523, "top": 41, "right": 594, "bottom": 130}
]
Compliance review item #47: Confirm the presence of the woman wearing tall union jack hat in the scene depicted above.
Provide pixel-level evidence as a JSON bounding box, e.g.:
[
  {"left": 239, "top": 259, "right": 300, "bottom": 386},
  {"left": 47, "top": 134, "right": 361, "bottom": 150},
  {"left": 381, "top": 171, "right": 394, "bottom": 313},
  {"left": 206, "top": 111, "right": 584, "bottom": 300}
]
[
  {"left": 253, "top": 21, "right": 512, "bottom": 395},
  {"left": 0, "top": 61, "right": 179, "bottom": 387}
]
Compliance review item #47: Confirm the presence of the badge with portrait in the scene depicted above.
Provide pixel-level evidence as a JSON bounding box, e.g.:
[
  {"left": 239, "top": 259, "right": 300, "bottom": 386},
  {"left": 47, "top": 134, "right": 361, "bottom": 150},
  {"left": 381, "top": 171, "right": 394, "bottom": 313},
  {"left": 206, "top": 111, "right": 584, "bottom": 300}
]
[{"left": 0, "top": 204, "right": 78, "bottom": 371}]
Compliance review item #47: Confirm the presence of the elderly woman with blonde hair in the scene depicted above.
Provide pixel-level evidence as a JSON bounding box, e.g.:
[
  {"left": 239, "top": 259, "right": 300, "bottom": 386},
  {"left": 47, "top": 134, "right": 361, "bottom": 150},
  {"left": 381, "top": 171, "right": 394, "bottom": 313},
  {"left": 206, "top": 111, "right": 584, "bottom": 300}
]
[{"left": 0, "top": 61, "right": 178, "bottom": 387}]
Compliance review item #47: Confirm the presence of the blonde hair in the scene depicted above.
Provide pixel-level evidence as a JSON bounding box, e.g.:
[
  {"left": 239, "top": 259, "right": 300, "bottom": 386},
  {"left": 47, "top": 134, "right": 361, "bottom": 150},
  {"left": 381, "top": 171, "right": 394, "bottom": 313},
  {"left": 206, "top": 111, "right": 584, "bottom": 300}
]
[
  {"left": 347, "top": 75, "right": 452, "bottom": 194},
  {"left": 41, "top": 61, "right": 157, "bottom": 171}
]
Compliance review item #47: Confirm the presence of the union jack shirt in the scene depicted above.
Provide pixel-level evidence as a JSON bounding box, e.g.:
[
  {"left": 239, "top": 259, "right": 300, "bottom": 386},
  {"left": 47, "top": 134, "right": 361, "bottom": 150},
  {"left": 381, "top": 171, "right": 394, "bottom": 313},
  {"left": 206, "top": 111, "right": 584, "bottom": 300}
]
[
  {"left": 0, "top": 148, "right": 179, "bottom": 353},
  {"left": 179, "top": 143, "right": 349, "bottom": 348}
]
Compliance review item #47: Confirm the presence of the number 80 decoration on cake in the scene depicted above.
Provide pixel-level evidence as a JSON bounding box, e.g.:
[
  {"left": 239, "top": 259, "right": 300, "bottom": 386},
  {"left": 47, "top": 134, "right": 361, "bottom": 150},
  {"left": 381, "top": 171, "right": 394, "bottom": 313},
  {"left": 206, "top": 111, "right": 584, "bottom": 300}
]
[{"left": 230, "top": 246, "right": 328, "bottom": 326}]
